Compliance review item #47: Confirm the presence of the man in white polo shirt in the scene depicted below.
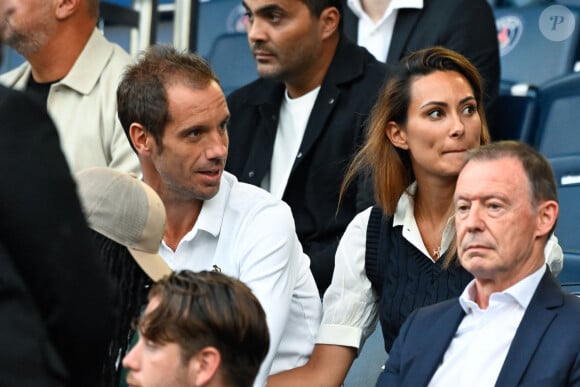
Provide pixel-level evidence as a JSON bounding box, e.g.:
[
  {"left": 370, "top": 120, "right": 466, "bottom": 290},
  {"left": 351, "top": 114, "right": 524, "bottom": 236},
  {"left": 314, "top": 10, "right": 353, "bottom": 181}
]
[{"left": 117, "top": 45, "right": 322, "bottom": 387}]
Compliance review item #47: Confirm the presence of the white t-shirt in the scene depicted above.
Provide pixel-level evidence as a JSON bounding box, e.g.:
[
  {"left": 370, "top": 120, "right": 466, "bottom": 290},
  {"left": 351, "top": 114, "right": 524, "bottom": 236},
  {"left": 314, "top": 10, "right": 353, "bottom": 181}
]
[{"left": 261, "top": 86, "right": 320, "bottom": 199}]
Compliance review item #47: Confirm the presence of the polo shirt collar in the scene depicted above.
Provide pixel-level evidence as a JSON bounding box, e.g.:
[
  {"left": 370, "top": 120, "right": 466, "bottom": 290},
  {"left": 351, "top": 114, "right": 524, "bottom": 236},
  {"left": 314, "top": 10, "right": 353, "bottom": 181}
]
[{"left": 180, "top": 171, "right": 232, "bottom": 241}]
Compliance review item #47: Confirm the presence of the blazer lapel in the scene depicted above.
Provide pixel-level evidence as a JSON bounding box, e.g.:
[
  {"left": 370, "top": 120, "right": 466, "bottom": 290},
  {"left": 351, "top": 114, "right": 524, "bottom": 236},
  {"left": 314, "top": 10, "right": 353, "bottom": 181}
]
[
  {"left": 386, "top": 8, "right": 422, "bottom": 63},
  {"left": 293, "top": 86, "right": 339, "bottom": 172},
  {"left": 241, "top": 84, "right": 285, "bottom": 186},
  {"left": 494, "top": 271, "right": 563, "bottom": 386},
  {"left": 410, "top": 302, "right": 466, "bottom": 385},
  {"left": 290, "top": 38, "right": 363, "bottom": 172}
]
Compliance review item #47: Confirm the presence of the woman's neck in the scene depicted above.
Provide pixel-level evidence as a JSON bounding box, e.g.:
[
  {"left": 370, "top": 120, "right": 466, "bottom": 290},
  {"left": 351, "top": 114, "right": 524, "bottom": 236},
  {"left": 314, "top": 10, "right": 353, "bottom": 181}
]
[
  {"left": 413, "top": 176, "right": 457, "bottom": 260},
  {"left": 414, "top": 176, "right": 456, "bottom": 221}
]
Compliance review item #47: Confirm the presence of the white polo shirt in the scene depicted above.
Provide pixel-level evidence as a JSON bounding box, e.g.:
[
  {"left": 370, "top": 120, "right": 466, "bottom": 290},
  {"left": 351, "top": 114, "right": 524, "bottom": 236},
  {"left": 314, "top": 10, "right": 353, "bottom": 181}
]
[{"left": 159, "top": 171, "right": 322, "bottom": 387}]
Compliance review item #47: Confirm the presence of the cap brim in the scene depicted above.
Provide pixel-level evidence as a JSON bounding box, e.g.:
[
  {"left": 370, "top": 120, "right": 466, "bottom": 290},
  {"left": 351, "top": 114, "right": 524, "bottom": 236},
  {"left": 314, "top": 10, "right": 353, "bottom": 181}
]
[{"left": 127, "top": 248, "right": 172, "bottom": 281}]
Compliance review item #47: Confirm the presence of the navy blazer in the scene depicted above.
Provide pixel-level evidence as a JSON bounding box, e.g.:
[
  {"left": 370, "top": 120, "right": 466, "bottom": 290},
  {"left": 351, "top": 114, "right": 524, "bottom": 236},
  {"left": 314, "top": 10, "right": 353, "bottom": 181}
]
[
  {"left": 377, "top": 269, "right": 580, "bottom": 386},
  {"left": 343, "top": 0, "right": 500, "bottom": 113},
  {"left": 226, "top": 37, "right": 390, "bottom": 293}
]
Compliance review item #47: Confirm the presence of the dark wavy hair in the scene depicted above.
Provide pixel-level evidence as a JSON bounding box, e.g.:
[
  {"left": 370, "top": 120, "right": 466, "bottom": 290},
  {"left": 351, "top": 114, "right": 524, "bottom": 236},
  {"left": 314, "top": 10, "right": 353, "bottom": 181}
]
[{"left": 139, "top": 270, "right": 270, "bottom": 387}]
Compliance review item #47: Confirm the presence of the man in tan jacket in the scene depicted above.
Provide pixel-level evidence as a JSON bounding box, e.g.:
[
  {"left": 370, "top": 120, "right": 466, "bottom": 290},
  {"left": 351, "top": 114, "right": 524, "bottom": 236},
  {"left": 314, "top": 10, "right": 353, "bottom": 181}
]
[{"left": 0, "top": 0, "right": 139, "bottom": 173}]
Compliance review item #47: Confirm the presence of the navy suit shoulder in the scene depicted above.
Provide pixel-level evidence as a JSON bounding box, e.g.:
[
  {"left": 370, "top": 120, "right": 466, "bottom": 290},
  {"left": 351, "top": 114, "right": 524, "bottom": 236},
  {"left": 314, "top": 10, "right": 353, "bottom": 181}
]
[
  {"left": 0, "top": 86, "right": 117, "bottom": 386},
  {"left": 496, "top": 271, "right": 580, "bottom": 387},
  {"left": 226, "top": 37, "right": 390, "bottom": 293},
  {"left": 378, "top": 299, "right": 464, "bottom": 387}
]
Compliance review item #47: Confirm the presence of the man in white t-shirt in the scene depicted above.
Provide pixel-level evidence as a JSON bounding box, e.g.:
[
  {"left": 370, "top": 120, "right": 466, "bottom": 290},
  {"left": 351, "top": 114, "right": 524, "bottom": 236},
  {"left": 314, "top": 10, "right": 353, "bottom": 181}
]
[
  {"left": 226, "top": 0, "right": 390, "bottom": 295},
  {"left": 117, "top": 45, "right": 322, "bottom": 387}
]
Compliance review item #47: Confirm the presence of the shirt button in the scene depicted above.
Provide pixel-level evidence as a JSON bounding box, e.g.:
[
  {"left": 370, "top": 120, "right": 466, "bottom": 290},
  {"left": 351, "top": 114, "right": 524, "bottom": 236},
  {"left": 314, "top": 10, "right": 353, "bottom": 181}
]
[{"left": 248, "top": 171, "right": 255, "bottom": 178}]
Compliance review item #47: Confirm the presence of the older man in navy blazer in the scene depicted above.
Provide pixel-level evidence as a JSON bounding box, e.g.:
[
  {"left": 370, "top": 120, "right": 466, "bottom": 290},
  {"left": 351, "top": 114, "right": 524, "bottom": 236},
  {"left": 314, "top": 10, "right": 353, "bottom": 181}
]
[{"left": 378, "top": 141, "right": 580, "bottom": 387}]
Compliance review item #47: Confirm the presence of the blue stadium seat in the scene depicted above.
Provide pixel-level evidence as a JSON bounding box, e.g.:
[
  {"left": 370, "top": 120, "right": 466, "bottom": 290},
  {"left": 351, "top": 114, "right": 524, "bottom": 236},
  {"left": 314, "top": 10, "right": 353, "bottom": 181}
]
[
  {"left": 196, "top": 0, "right": 247, "bottom": 58},
  {"left": 100, "top": 0, "right": 159, "bottom": 53},
  {"left": 549, "top": 156, "right": 580, "bottom": 284},
  {"left": 557, "top": 0, "right": 580, "bottom": 7},
  {"left": 206, "top": 32, "right": 257, "bottom": 95},
  {"left": 0, "top": 46, "right": 25, "bottom": 75},
  {"left": 344, "top": 322, "right": 387, "bottom": 386},
  {"left": 157, "top": 0, "right": 246, "bottom": 58},
  {"left": 531, "top": 72, "right": 580, "bottom": 285},
  {"left": 560, "top": 282, "right": 580, "bottom": 296},
  {"left": 494, "top": 3, "right": 580, "bottom": 89},
  {"left": 533, "top": 72, "right": 580, "bottom": 157},
  {"left": 488, "top": 89, "right": 538, "bottom": 143}
]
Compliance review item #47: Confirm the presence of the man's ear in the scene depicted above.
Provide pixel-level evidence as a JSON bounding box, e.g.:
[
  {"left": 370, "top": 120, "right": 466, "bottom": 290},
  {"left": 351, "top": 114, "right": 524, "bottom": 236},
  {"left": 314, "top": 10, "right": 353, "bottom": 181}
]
[
  {"left": 385, "top": 121, "right": 409, "bottom": 150},
  {"left": 535, "top": 200, "right": 559, "bottom": 239},
  {"left": 188, "top": 347, "right": 221, "bottom": 386},
  {"left": 129, "top": 123, "right": 154, "bottom": 156},
  {"left": 55, "top": 0, "right": 80, "bottom": 20},
  {"left": 319, "top": 7, "right": 340, "bottom": 40}
]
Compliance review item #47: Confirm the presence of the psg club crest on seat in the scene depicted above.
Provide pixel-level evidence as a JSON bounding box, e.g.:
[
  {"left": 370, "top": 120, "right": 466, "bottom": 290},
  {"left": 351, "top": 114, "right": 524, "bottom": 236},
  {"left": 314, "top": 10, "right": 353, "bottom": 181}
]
[
  {"left": 497, "top": 15, "right": 524, "bottom": 57},
  {"left": 226, "top": 4, "right": 249, "bottom": 32}
]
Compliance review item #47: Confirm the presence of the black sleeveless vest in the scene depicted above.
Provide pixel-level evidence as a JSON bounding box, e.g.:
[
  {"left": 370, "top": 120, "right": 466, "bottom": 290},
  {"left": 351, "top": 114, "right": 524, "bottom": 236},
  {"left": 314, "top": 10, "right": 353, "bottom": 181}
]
[{"left": 365, "top": 206, "right": 473, "bottom": 352}]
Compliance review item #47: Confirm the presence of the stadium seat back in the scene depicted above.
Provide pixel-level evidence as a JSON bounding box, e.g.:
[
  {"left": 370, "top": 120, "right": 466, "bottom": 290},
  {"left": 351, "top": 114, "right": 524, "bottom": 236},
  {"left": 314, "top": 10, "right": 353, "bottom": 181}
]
[
  {"left": 206, "top": 32, "right": 257, "bottom": 95},
  {"left": 495, "top": 4, "right": 580, "bottom": 87}
]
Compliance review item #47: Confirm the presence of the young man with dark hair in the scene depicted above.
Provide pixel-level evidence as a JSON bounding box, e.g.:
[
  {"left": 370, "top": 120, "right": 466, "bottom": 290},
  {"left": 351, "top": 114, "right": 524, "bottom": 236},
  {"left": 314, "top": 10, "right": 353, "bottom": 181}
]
[{"left": 123, "top": 270, "right": 270, "bottom": 387}]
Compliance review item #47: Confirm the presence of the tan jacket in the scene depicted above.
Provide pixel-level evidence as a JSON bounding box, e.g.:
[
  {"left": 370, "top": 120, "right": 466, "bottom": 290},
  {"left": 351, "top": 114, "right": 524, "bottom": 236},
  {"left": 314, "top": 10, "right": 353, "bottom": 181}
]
[{"left": 0, "top": 29, "right": 140, "bottom": 174}]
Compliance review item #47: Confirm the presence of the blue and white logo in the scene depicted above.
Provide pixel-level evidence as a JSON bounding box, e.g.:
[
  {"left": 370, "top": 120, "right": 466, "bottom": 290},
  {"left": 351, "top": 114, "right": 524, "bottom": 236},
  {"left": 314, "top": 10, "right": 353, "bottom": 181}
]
[{"left": 497, "top": 15, "right": 524, "bottom": 57}]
